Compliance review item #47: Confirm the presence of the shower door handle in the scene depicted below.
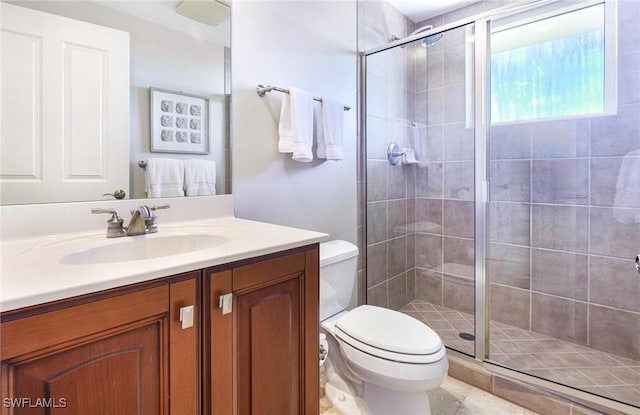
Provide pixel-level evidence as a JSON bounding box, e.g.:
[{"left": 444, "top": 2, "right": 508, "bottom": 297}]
[{"left": 636, "top": 254, "right": 640, "bottom": 274}]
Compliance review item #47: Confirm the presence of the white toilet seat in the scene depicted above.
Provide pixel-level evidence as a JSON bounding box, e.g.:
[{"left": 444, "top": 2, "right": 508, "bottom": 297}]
[{"left": 333, "top": 305, "right": 445, "bottom": 364}]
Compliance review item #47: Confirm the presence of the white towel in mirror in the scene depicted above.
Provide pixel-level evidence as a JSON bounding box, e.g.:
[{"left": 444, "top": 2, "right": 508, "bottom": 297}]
[
  {"left": 145, "top": 158, "right": 185, "bottom": 197},
  {"left": 184, "top": 159, "right": 217, "bottom": 196}
]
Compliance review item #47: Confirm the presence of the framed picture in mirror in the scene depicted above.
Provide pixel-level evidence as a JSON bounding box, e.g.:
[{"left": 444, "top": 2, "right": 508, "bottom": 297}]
[{"left": 150, "top": 87, "right": 209, "bottom": 154}]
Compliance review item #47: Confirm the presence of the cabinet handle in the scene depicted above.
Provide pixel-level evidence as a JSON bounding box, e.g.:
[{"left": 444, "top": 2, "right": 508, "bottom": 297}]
[
  {"left": 219, "top": 293, "right": 233, "bottom": 315},
  {"left": 179, "top": 305, "right": 195, "bottom": 329}
]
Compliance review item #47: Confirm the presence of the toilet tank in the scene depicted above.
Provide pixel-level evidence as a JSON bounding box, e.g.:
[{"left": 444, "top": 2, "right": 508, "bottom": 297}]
[{"left": 319, "top": 240, "right": 359, "bottom": 321}]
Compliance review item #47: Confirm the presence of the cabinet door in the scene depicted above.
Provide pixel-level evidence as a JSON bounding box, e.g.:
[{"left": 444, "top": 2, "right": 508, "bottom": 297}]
[
  {"left": 1, "top": 274, "right": 200, "bottom": 415},
  {"left": 236, "top": 276, "right": 301, "bottom": 415},
  {"left": 1, "top": 286, "right": 168, "bottom": 415}
]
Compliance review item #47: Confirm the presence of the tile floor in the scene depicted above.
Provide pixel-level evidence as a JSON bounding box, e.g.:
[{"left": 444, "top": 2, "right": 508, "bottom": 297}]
[
  {"left": 320, "top": 376, "right": 541, "bottom": 415},
  {"left": 400, "top": 300, "right": 640, "bottom": 408}
]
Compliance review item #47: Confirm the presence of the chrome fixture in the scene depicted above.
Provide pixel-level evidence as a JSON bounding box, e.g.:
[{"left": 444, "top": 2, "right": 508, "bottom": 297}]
[
  {"left": 390, "top": 24, "right": 444, "bottom": 48},
  {"left": 635, "top": 254, "right": 640, "bottom": 274},
  {"left": 255, "top": 84, "right": 351, "bottom": 111},
  {"left": 92, "top": 204, "right": 170, "bottom": 238},
  {"left": 387, "top": 142, "right": 419, "bottom": 166}
]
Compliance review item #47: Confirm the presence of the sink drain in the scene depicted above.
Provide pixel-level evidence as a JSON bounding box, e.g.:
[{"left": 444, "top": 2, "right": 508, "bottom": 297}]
[{"left": 459, "top": 332, "right": 475, "bottom": 341}]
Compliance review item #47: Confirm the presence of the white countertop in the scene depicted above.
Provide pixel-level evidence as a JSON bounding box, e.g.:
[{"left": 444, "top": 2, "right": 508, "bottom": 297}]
[{"left": 1, "top": 196, "right": 329, "bottom": 312}]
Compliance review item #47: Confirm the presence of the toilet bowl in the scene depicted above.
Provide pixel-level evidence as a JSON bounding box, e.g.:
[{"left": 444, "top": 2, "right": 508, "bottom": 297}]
[{"left": 319, "top": 240, "right": 448, "bottom": 415}]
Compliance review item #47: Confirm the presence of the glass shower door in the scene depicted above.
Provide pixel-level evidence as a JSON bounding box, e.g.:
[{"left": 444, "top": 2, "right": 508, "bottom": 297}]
[
  {"left": 486, "top": 1, "right": 640, "bottom": 409},
  {"left": 364, "top": 21, "right": 478, "bottom": 358}
]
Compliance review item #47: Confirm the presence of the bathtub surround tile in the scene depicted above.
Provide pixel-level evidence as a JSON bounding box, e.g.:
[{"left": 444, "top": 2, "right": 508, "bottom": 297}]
[
  {"left": 490, "top": 123, "right": 531, "bottom": 160},
  {"left": 444, "top": 200, "right": 475, "bottom": 238},
  {"left": 366, "top": 242, "right": 386, "bottom": 288},
  {"left": 415, "top": 197, "right": 443, "bottom": 234},
  {"left": 415, "top": 268, "right": 442, "bottom": 305},
  {"left": 490, "top": 284, "right": 530, "bottom": 330},
  {"left": 589, "top": 305, "right": 640, "bottom": 361},
  {"left": 366, "top": 281, "right": 387, "bottom": 308},
  {"left": 531, "top": 293, "right": 588, "bottom": 345},
  {"left": 443, "top": 236, "right": 474, "bottom": 278},
  {"left": 444, "top": 161, "right": 474, "bottom": 200},
  {"left": 427, "top": 87, "right": 445, "bottom": 124},
  {"left": 443, "top": 45, "right": 466, "bottom": 87},
  {"left": 422, "top": 125, "right": 444, "bottom": 162},
  {"left": 366, "top": 160, "right": 387, "bottom": 201},
  {"left": 415, "top": 233, "right": 442, "bottom": 270},
  {"left": 618, "top": 52, "right": 640, "bottom": 105},
  {"left": 490, "top": 160, "right": 531, "bottom": 202},
  {"left": 415, "top": 162, "right": 443, "bottom": 197},
  {"left": 490, "top": 202, "right": 530, "bottom": 246},
  {"left": 387, "top": 236, "right": 407, "bottom": 278},
  {"left": 531, "top": 205, "right": 588, "bottom": 253},
  {"left": 443, "top": 274, "right": 474, "bottom": 315},
  {"left": 530, "top": 119, "right": 590, "bottom": 159},
  {"left": 388, "top": 272, "right": 408, "bottom": 310},
  {"left": 531, "top": 249, "right": 588, "bottom": 301},
  {"left": 590, "top": 104, "right": 640, "bottom": 157},
  {"left": 366, "top": 201, "right": 387, "bottom": 244},
  {"left": 589, "top": 255, "right": 640, "bottom": 312},
  {"left": 444, "top": 84, "right": 466, "bottom": 124},
  {"left": 388, "top": 165, "right": 407, "bottom": 200},
  {"left": 388, "top": 199, "right": 407, "bottom": 237},
  {"left": 426, "top": 50, "right": 444, "bottom": 90},
  {"left": 589, "top": 156, "right": 640, "bottom": 208},
  {"left": 444, "top": 122, "right": 474, "bottom": 161},
  {"left": 488, "top": 243, "right": 530, "bottom": 289},
  {"left": 590, "top": 207, "right": 640, "bottom": 259},
  {"left": 531, "top": 159, "right": 589, "bottom": 205}
]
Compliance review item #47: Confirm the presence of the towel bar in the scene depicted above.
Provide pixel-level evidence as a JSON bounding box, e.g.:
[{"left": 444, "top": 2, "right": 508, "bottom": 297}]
[{"left": 256, "top": 84, "right": 351, "bottom": 111}]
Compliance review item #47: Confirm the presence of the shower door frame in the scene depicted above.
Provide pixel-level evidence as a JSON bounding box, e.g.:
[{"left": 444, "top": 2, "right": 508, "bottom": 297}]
[{"left": 360, "top": 1, "right": 636, "bottom": 413}]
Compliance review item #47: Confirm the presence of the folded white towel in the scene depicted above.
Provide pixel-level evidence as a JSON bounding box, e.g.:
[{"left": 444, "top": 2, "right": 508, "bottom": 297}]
[
  {"left": 278, "top": 93, "right": 294, "bottom": 153},
  {"left": 184, "top": 159, "right": 217, "bottom": 196},
  {"left": 278, "top": 87, "right": 314, "bottom": 162},
  {"left": 144, "top": 158, "right": 185, "bottom": 198},
  {"left": 613, "top": 149, "right": 640, "bottom": 223},
  {"left": 319, "top": 97, "right": 344, "bottom": 161}
]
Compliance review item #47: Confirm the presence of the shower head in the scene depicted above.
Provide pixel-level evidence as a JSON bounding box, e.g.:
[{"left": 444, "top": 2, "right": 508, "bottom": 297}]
[
  {"left": 411, "top": 24, "right": 444, "bottom": 47},
  {"left": 390, "top": 24, "right": 443, "bottom": 48}
]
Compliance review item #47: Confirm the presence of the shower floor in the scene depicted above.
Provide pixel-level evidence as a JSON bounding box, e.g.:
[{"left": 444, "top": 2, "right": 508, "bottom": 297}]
[{"left": 400, "top": 300, "right": 640, "bottom": 408}]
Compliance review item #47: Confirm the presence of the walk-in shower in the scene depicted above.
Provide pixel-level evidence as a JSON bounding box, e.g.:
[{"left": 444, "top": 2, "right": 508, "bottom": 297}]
[{"left": 361, "top": 0, "right": 639, "bottom": 413}]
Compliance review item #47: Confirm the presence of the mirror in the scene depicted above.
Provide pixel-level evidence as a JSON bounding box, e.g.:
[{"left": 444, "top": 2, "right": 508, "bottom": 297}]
[{"left": 0, "top": 0, "right": 230, "bottom": 205}]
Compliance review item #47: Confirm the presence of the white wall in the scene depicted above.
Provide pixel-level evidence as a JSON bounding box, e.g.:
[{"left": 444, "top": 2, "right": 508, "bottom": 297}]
[{"left": 231, "top": 1, "right": 358, "bottom": 243}]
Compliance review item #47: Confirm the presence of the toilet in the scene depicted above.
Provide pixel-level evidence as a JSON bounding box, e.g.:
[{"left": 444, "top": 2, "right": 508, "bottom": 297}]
[{"left": 319, "top": 240, "right": 448, "bottom": 415}]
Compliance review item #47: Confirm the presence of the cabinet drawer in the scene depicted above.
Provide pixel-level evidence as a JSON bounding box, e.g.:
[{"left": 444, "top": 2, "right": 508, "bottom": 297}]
[
  {"left": 232, "top": 251, "right": 305, "bottom": 292},
  {"left": 1, "top": 285, "right": 169, "bottom": 360}
]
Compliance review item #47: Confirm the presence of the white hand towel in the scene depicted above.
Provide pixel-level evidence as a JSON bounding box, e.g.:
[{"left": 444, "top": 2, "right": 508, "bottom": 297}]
[
  {"left": 144, "top": 158, "right": 185, "bottom": 198},
  {"left": 290, "top": 87, "right": 314, "bottom": 162},
  {"left": 319, "top": 97, "right": 344, "bottom": 160},
  {"left": 184, "top": 159, "right": 217, "bottom": 196},
  {"left": 278, "top": 93, "right": 294, "bottom": 153},
  {"left": 613, "top": 149, "right": 640, "bottom": 223}
]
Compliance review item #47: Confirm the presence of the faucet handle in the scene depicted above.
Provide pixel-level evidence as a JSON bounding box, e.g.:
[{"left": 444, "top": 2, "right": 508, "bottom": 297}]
[
  {"left": 91, "top": 208, "right": 126, "bottom": 238},
  {"left": 145, "top": 204, "right": 170, "bottom": 234}
]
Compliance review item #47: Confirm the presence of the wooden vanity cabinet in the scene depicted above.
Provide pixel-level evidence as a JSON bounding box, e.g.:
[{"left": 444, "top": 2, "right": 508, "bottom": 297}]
[
  {"left": 0, "top": 271, "right": 200, "bottom": 415},
  {"left": 0, "top": 244, "right": 320, "bottom": 415},
  {"left": 205, "top": 245, "right": 320, "bottom": 415}
]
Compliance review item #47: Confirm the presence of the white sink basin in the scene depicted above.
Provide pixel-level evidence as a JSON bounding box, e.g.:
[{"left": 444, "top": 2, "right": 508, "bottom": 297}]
[{"left": 60, "top": 233, "right": 229, "bottom": 265}]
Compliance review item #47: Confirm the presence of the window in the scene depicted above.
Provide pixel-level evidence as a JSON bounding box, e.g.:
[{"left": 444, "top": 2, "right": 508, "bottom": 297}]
[{"left": 490, "top": 2, "right": 615, "bottom": 123}]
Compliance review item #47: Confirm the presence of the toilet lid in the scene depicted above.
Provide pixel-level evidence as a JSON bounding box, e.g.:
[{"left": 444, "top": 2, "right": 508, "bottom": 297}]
[{"left": 335, "top": 305, "right": 443, "bottom": 356}]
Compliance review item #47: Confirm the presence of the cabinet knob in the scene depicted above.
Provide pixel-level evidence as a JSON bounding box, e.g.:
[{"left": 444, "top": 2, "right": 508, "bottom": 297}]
[{"left": 179, "top": 305, "right": 195, "bottom": 329}]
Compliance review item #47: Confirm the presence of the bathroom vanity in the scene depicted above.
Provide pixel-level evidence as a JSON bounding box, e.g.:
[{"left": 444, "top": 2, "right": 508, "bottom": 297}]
[{"left": 0, "top": 195, "right": 327, "bottom": 415}]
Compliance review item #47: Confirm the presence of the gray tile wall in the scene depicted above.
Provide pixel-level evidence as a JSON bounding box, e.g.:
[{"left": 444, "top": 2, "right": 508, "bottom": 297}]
[{"left": 360, "top": 0, "right": 640, "bottom": 360}]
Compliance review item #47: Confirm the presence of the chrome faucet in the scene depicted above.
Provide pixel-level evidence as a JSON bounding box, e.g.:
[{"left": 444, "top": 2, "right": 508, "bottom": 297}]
[{"left": 92, "top": 204, "right": 170, "bottom": 238}]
